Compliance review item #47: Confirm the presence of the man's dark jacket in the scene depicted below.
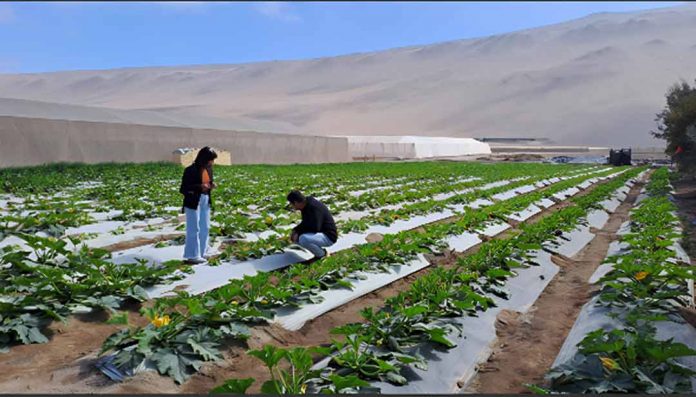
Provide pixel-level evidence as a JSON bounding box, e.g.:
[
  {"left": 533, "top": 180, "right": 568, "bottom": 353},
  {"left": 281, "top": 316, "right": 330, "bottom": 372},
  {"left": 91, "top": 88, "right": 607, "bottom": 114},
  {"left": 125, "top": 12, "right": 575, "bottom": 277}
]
[
  {"left": 179, "top": 164, "right": 214, "bottom": 213},
  {"left": 293, "top": 196, "right": 338, "bottom": 243}
]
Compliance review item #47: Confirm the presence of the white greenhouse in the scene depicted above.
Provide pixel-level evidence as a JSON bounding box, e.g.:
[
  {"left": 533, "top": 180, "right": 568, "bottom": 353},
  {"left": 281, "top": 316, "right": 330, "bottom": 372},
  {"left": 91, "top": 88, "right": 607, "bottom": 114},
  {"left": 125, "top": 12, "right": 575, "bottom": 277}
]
[{"left": 342, "top": 135, "right": 492, "bottom": 160}]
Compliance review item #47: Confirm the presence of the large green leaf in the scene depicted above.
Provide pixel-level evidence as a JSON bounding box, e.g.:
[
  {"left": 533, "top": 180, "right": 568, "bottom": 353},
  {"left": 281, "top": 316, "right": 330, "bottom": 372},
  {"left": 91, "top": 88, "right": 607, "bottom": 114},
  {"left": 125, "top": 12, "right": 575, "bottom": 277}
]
[
  {"left": 135, "top": 327, "right": 159, "bottom": 356},
  {"left": 327, "top": 374, "right": 371, "bottom": 392},
  {"left": 632, "top": 367, "right": 669, "bottom": 394},
  {"left": 186, "top": 337, "right": 220, "bottom": 362},
  {"left": 112, "top": 348, "right": 145, "bottom": 374},
  {"left": 248, "top": 345, "right": 285, "bottom": 369},
  {"left": 151, "top": 348, "right": 200, "bottom": 385},
  {"left": 210, "top": 377, "right": 255, "bottom": 394},
  {"left": 644, "top": 342, "right": 696, "bottom": 362},
  {"left": 260, "top": 380, "right": 284, "bottom": 394},
  {"left": 219, "top": 323, "right": 251, "bottom": 339},
  {"left": 16, "top": 324, "right": 49, "bottom": 344},
  {"left": 100, "top": 329, "right": 132, "bottom": 355},
  {"left": 126, "top": 285, "right": 149, "bottom": 301},
  {"left": 401, "top": 305, "right": 428, "bottom": 318},
  {"left": 384, "top": 371, "right": 407, "bottom": 385}
]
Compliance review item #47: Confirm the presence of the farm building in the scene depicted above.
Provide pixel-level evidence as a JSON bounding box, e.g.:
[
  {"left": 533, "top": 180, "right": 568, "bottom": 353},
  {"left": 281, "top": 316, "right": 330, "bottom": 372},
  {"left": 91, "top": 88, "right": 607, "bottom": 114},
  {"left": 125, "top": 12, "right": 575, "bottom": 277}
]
[
  {"left": 0, "top": 98, "right": 350, "bottom": 167},
  {"left": 0, "top": 98, "right": 495, "bottom": 167},
  {"left": 343, "top": 135, "right": 492, "bottom": 160}
]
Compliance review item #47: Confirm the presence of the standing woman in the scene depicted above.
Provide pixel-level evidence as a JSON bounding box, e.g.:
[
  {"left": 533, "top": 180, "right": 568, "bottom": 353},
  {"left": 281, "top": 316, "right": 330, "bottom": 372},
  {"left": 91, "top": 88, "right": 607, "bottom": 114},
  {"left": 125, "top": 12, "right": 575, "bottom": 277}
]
[{"left": 180, "top": 147, "right": 217, "bottom": 264}]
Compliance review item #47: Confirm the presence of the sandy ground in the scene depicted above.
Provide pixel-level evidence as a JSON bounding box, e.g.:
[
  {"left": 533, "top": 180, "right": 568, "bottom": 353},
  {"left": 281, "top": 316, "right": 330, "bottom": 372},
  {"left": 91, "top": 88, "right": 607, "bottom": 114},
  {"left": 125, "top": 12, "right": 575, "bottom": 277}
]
[
  {"left": 0, "top": 174, "right": 632, "bottom": 393},
  {"left": 466, "top": 175, "right": 645, "bottom": 393},
  {"left": 102, "top": 233, "right": 183, "bottom": 252}
]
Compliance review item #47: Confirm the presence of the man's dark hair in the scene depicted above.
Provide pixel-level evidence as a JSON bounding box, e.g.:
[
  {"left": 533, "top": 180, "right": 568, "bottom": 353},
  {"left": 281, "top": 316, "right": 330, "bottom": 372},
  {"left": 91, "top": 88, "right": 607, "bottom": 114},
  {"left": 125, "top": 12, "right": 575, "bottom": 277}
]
[
  {"left": 287, "top": 190, "right": 306, "bottom": 204},
  {"left": 194, "top": 146, "right": 218, "bottom": 167}
]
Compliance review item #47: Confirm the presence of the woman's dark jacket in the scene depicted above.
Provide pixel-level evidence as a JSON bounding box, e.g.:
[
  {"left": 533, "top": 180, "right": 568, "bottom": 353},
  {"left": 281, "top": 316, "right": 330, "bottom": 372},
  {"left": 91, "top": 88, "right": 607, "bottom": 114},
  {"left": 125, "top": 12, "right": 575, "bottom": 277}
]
[{"left": 180, "top": 164, "right": 214, "bottom": 213}]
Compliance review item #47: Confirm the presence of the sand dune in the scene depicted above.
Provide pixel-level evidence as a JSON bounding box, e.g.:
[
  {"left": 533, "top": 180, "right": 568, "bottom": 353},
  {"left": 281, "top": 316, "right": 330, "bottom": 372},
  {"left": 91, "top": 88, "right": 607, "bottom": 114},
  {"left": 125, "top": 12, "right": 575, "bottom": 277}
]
[{"left": 1, "top": 4, "right": 695, "bottom": 146}]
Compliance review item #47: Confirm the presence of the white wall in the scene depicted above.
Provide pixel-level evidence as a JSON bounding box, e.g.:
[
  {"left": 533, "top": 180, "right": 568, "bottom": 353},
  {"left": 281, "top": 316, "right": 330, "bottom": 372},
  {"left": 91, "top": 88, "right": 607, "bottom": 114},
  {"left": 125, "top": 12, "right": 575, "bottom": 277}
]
[{"left": 343, "top": 136, "right": 491, "bottom": 159}]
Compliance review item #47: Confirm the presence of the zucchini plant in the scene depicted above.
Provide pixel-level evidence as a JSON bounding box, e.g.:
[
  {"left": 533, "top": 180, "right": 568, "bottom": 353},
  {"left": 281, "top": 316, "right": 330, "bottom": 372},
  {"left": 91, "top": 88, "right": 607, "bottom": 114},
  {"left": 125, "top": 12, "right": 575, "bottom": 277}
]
[
  {"left": 209, "top": 168, "right": 645, "bottom": 392},
  {"left": 540, "top": 167, "right": 696, "bottom": 394},
  {"left": 0, "top": 234, "right": 191, "bottom": 352}
]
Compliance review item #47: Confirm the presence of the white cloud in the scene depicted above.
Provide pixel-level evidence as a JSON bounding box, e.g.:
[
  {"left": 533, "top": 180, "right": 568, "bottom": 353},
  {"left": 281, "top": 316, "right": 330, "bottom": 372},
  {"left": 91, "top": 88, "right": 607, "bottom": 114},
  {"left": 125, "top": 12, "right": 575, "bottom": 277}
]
[
  {"left": 0, "top": 4, "right": 16, "bottom": 24},
  {"left": 254, "top": 2, "right": 301, "bottom": 22}
]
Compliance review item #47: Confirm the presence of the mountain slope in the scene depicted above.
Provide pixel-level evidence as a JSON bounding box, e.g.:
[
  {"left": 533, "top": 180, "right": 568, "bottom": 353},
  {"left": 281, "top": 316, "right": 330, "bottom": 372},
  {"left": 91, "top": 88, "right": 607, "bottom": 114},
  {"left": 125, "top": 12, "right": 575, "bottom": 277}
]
[{"left": 1, "top": 4, "right": 695, "bottom": 146}]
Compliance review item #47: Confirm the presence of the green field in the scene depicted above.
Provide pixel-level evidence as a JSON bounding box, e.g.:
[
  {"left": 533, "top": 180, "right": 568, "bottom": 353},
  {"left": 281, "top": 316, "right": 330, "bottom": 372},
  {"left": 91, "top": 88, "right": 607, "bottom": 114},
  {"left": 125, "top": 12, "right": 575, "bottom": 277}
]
[{"left": 1, "top": 162, "right": 693, "bottom": 394}]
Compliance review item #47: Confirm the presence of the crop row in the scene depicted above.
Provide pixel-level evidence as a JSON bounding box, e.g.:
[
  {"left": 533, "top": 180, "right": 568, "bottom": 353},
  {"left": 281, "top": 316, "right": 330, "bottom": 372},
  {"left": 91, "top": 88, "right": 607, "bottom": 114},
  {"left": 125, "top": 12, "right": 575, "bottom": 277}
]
[
  {"left": 0, "top": 234, "right": 189, "bottom": 352},
  {"left": 220, "top": 166, "right": 611, "bottom": 262},
  {"left": 0, "top": 163, "right": 601, "bottom": 355},
  {"left": 96, "top": 166, "right": 631, "bottom": 385},
  {"left": 207, "top": 166, "right": 646, "bottom": 394},
  {"left": 1, "top": 162, "right": 597, "bottom": 241},
  {"left": 541, "top": 167, "right": 696, "bottom": 394}
]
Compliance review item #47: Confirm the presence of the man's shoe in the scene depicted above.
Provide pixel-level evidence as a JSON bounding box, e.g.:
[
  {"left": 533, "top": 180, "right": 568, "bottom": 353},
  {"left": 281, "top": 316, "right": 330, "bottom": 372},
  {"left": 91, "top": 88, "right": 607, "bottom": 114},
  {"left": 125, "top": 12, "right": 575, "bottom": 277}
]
[
  {"left": 299, "top": 249, "right": 331, "bottom": 265},
  {"left": 299, "top": 256, "right": 320, "bottom": 265},
  {"left": 184, "top": 257, "right": 207, "bottom": 265},
  {"left": 287, "top": 244, "right": 311, "bottom": 253}
]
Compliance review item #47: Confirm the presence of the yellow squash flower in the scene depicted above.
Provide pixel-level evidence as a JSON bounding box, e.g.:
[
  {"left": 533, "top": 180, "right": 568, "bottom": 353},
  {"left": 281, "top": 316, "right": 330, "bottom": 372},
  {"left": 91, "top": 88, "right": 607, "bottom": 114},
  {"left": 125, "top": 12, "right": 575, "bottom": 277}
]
[
  {"left": 635, "top": 271, "right": 649, "bottom": 281},
  {"left": 600, "top": 357, "right": 620, "bottom": 371},
  {"left": 151, "top": 314, "right": 171, "bottom": 328},
  {"left": 300, "top": 384, "right": 307, "bottom": 394}
]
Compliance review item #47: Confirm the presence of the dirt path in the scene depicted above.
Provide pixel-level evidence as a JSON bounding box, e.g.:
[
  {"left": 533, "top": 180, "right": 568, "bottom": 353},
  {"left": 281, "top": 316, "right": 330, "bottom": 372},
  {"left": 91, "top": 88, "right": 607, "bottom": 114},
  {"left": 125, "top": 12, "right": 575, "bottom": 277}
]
[
  {"left": 102, "top": 233, "right": 183, "bottom": 252},
  {"left": 465, "top": 174, "right": 647, "bottom": 393},
  {"left": 671, "top": 177, "right": 696, "bottom": 327},
  {"left": 0, "top": 172, "right": 626, "bottom": 394},
  {"left": 672, "top": 178, "right": 696, "bottom": 261}
]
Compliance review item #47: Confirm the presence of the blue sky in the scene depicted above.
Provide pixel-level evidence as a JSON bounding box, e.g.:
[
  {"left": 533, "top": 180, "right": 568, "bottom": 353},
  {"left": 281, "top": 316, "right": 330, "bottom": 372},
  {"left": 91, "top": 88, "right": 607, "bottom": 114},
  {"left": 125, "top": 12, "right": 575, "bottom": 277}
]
[{"left": 0, "top": 1, "right": 683, "bottom": 73}]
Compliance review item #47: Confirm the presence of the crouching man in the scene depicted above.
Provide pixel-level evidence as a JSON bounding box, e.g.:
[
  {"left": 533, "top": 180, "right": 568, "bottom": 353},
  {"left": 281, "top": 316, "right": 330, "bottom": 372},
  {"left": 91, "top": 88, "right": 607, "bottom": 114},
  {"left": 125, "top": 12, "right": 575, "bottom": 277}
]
[{"left": 286, "top": 190, "right": 338, "bottom": 264}]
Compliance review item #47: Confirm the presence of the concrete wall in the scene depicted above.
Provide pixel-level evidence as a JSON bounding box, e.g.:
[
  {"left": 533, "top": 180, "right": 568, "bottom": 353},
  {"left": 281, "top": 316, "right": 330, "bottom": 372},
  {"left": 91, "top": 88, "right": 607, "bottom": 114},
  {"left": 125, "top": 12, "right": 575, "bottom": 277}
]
[
  {"left": 0, "top": 116, "right": 350, "bottom": 167},
  {"left": 173, "top": 148, "right": 233, "bottom": 166}
]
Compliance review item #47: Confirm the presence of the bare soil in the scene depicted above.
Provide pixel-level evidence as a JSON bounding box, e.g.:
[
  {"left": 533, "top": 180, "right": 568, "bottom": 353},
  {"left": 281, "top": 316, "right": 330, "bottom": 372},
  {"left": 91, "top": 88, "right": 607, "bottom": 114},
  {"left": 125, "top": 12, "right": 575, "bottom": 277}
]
[
  {"left": 102, "top": 233, "right": 183, "bottom": 252},
  {"left": 0, "top": 309, "right": 152, "bottom": 393},
  {"left": 672, "top": 178, "right": 696, "bottom": 261},
  {"left": 466, "top": 175, "right": 646, "bottom": 393},
  {"left": 672, "top": 176, "right": 696, "bottom": 328},
  {"left": 476, "top": 154, "right": 546, "bottom": 162},
  {"left": 0, "top": 173, "right": 627, "bottom": 394}
]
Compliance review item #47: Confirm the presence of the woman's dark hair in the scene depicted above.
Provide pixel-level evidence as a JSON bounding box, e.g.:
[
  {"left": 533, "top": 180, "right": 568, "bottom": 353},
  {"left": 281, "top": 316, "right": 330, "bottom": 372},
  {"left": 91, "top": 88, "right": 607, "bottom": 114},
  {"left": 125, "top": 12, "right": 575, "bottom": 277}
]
[
  {"left": 194, "top": 146, "right": 218, "bottom": 167},
  {"left": 287, "top": 190, "right": 306, "bottom": 204}
]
